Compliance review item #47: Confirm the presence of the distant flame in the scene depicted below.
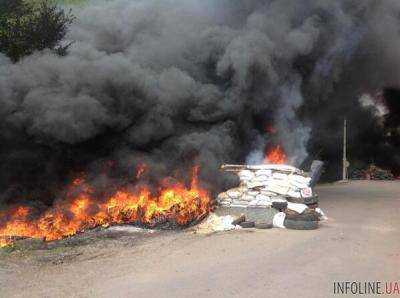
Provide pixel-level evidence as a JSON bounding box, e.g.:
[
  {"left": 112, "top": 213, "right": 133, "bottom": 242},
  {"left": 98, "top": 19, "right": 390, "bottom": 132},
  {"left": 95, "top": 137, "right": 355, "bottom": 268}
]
[
  {"left": 265, "top": 124, "right": 277, "bottom": 134},
  {"left": 136, "top": 163, "right": 148, "bottom": 179},
  {"left": 0, "top": 166, "right": 211, "bottom": 247},
  {"left": 264, "top": 145, "right": 287, "bottom": 164}
]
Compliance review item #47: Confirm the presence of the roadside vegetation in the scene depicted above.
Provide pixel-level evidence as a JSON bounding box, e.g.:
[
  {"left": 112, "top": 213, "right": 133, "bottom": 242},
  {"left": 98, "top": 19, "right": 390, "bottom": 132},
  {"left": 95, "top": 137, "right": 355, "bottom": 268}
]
[{"left": 0, "top": 0, "right": 75, "bottom": 62}]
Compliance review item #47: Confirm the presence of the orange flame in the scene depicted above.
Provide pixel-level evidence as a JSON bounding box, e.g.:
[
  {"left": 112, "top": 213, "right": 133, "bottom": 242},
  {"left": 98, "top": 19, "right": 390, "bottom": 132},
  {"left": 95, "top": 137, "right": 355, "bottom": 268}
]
[
  {"left": 264, "top": 145, "right": 287, "bottom": 164},
  {"left": 265, "top": 124, "right": 277, "bottom": 134},
  {"left": 0, "top": 166, "right": 211, "bottom": 247},
  {"left": 136, "top": 163, "right": 148, "bottom": 179}
]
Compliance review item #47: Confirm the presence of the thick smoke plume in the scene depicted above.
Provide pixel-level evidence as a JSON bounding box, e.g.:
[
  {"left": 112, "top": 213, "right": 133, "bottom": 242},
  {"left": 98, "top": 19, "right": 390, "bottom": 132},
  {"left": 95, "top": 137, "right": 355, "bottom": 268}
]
[{"left": 1, "top": 0, "right": 400, "bottom": 205}]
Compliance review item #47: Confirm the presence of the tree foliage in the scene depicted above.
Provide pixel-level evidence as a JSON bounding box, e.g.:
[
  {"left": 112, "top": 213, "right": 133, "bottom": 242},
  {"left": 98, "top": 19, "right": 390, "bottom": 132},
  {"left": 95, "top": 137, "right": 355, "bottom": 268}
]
[{"left": 0, "top": 0, "right": 75, "bottom": 62}]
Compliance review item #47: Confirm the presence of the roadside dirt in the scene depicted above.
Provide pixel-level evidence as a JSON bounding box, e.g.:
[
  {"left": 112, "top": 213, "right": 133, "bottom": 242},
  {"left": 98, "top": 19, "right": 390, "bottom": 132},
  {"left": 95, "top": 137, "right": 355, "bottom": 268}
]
[{"left": 1, "top": 181, "right": 399, "bottom": 298}]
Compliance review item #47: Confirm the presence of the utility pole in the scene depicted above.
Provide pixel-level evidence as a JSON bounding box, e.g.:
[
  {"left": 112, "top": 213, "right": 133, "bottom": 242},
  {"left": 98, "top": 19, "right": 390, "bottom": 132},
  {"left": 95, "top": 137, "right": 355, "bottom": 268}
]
[{"left": 342, "top": 119, "right": 349, "bottom": 181}]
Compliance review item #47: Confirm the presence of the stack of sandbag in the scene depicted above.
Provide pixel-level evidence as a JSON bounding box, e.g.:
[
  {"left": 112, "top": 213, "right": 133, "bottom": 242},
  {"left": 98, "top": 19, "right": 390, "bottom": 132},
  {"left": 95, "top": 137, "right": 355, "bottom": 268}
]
[
  {"left": 217, "top": 162, "right": 326, "bottom": 230},
  {"left": 217, "top": 164, "right": 314, "bottom": 208}
]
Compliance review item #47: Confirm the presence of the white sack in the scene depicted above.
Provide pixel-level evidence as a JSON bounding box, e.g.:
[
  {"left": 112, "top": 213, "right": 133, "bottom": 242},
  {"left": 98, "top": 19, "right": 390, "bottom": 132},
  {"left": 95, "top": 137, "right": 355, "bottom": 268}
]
[
  {"left": 227, "top": 188, "right": 243, "bottom": 199},
  {"left": 287, "top": 202, "right": 308, "bottom": 214},
  {"left": 242, "top": 194, "right": 256, "bottom": 201},
  {"left": 286, "top": 190, "right": 302, "bottom": 198},
  {"left": 300, "top": 187, "right": 313, "bottom": 198},
  {"left": 267, "top": 179, "right": 291, "bottom": 188},
  {"left": 238, "top": 170, "right": 255, "bottom": 180},
  {"left": 273, "top": 212, "right": 286, "bottom": 228},
  {"left": 253, "top": 175, "right": 270, "bottom": 182},
  {"left": 247, "top": 190, "right": 260, "bottom": 196},
  {"left": 256, "top": 194, "right": 271, "bottom": 201},
  {"left": 290, "top": 175, "right": 311, "bottom": 185},
  {"left": 255, "top": 169, "right": 272, "bottom": 176},
  {"left": 289, "top": 179, "right": 310, "bottom": 189},
  {"left": 271, "top": 197, "right": 287, "bottom": 203},
  {"left": 247, "top": 164, "right": 299, "bottom": 172},
  {"left": 315, "top": 208, "right": 328, "bottom": 220},
  {"left": 266, "top": 184, "right": 290, "bottom": 196},
  {"left": 246, "top": 181, "right": 268, "bottom": 188},
  {"left": 230, "top": 203, "right": 248, "bottom": 208},
  {"left": 272, "top": 172, "right": 289, "bottom": 180},
  {"left": 260, "top": 190, "right": 277, "bottom": 196},
  {"left": 217, "top": 192, "right": 229, "bottom": 201}
]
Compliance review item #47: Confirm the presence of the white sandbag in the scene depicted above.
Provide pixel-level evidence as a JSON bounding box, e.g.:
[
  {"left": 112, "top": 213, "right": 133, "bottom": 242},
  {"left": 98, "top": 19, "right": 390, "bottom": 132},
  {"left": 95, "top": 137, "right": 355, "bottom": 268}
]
[
  {"left": 267, "top": 179, "right": 291, "bottom": 188},
  {"left": 227, "top": 188, "right": 243, "bottom": 199},
  {"left": 219, "top": 201, "right": 232, "bottom": 207},
  {"left": 315, "top": 208, "right": 328, "bottom": 220},
  {"left": 219, "top": 200, "right": 232, "bottom": 205},
  {"left": 248, "top": 204, "right": 269, "bottom": 208},
  {"left": 253, "top": 175, "right": 270, "bottom": 182},
  {"left": 247, "top": 164, "right": 300, "bottom": 173},
  {"left": 289, "top": 179, "right": 309, "bottom": 189},
  {"left": 256, "top": 200, "right": 272, "bottom": 207},
  {"left": 241, "top": 194, "right": 256, "bottom": 201},
  {"left": 247, "top": 190, "right": 260, "bottom": 196},
  {"left": 239, "top": 179, "right": 252, "bottom": 183},
  {"left": 248, "top": 199, "right": 270, "bottom": 207},
  {"left": 230, "top": 203, "right": 248, "bottom": 208},
  {"left": 255, "top": 169, "right": 272, "bottom": 176},
  {"left": 273, "top": 212, "right": 286, "bottom": 228},
  {"left": 232, "top": 202, "right": 250, "bottom": 207},
  {"left": 248, "top": 199, "right": 259, "bottom": 206},
  {"left": 255, "top": 194, "right": 271, "bottom": 201},
  {"left": 272, "top": 172, "right": 289, "bottom": 180},
  {"left": 271, "top": 197, "right": 287, "bottom": 203},
  {"left": 290, "top": 175, "right": 311, "bottom": 185},
  {"left": 217, "top": 192, "right": 229, "bottom": 201},
  {"left": 238, "top": 170, "right": 255, "bottom": 180},
  {"left": 260, "top": 190, "right": 277, "bottom": 196},
  {"left": 246, "top": 181, "right": 269, "bottom": 188},
  {"left": 195, "top": 214, "right": 241, "bottom": 233},
  {"left": 286, "top": 190, "right": 302, "bottom": 198},
  {"left": 287, "top": 202, "right": 308, "bottom": 214},
  {"left": 266, "top": 184, "right": 290, "bottom": 195},
  {"left": 300, "top": 187, "right": 313, "bottom": 198}
]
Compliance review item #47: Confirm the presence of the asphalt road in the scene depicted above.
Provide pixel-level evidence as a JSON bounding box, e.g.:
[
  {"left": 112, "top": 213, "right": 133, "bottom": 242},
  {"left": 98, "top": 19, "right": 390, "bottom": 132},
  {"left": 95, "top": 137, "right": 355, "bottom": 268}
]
[{"left": 1, "top": 181, "right": 399, "bottom": 297}]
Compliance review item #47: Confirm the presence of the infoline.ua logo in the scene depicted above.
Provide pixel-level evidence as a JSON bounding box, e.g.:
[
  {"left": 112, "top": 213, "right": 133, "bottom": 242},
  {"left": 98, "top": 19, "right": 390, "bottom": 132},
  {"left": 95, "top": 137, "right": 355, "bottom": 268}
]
[{"left": 333, "top": 281, "right": 400, "bottom": 295}]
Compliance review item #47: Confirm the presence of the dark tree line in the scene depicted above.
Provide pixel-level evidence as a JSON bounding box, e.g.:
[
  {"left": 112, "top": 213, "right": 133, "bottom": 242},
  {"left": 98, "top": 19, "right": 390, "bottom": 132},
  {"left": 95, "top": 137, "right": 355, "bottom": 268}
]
[{"left": 0, "top": 0, "right": 74, "bottom": 62}]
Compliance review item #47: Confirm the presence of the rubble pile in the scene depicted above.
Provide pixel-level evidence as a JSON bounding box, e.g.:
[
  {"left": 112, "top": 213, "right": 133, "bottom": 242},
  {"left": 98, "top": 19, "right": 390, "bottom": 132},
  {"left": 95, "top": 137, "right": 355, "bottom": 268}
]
[
  {"left": 216, "top": 162, "right": 326, "bottom": 230},
  {"left": 351, "top": 165, "right": 395, "bottom": 181}
]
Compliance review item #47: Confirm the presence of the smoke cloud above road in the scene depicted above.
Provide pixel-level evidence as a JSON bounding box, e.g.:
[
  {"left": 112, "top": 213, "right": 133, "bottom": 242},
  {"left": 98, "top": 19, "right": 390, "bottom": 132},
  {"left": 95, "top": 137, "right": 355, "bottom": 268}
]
[{"left": 1, "top": 0, "right": 400, "bottom": 204}]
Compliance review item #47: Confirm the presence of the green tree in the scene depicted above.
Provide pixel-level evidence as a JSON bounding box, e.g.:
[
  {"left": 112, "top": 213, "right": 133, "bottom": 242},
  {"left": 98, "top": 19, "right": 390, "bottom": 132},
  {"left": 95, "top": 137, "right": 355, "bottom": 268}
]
[{"left": 0, "top": 0, "right": 74, "bottom": 62}]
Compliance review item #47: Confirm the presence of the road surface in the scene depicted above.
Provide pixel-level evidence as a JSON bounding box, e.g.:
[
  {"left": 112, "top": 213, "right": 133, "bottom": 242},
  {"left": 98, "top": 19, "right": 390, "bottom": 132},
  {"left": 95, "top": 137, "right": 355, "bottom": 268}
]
[{"left": 1, "top": 181, "right": 399, "bottom": 297}]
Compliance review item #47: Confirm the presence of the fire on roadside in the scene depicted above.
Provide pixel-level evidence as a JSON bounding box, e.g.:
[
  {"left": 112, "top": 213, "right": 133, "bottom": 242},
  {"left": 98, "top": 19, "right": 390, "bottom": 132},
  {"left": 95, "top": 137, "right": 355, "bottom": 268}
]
[
  {"left": 264, "top": 145, "right": 287, "bottom": 164},
  {"left": 0, "top": 166, "right": 211, "bottom": 247}
]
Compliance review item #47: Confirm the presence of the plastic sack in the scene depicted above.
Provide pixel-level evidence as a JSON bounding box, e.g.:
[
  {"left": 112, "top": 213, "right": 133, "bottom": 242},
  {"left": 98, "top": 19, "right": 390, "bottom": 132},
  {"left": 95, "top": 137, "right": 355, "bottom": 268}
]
[{"left": 273, "top": 212, "right": 286, "bottom": 228}]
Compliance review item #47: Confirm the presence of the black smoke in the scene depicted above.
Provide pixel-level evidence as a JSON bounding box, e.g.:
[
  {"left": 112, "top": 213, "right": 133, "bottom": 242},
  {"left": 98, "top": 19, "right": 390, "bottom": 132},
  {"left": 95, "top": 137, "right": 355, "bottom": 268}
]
[{"left": 1, "top": 0, "right": 400, "bottom": 206}]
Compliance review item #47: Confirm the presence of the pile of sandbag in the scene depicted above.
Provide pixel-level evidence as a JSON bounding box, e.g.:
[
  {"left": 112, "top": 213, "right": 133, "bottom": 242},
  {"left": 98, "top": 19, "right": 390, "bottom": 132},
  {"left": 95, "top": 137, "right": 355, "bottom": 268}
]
[
  {"left": 217, "top": 164, "right": 315, "bottom": 208},
  {"left": 216, "top": 161, "right": 326, "bottom": 230}
]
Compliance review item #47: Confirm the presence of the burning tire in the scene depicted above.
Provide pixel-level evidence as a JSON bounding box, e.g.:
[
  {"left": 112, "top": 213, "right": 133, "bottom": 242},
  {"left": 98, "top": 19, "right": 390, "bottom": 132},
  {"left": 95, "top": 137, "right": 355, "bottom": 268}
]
[
  {"left": 254, "top": 222, "right": 273, "bottom": 229},
  {"left": 306, "top": 203, "right": 319, "bottom": 209},
  {"left": 285, "top": 210, "right": 320, "bottom": 221},
  {"left": 232, "top": 214, "right": 246, "bottom": 226},
  {"left": 272, "top": 201, "right": 288, "bottom": 211},
  {"left": 287, "top": 196, "right": 318, "bottom": 205},
  {"left": 284, "top": 219, "right": 319, "bottom": 230},
  {"left": 239, "top": 221, "right": 255, "bottom": 228}
]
